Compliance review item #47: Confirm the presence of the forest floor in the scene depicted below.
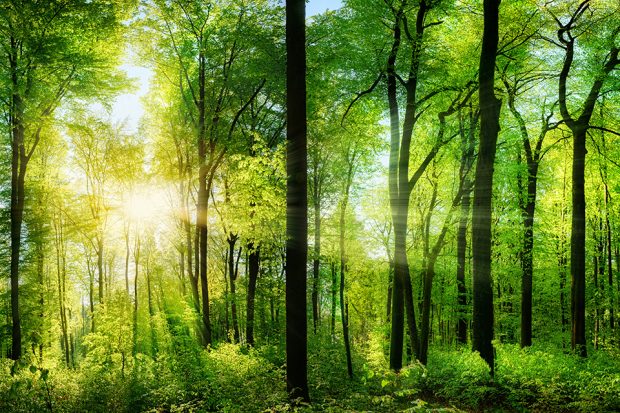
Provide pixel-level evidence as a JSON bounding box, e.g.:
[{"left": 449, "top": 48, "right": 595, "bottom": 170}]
[{"left": 1, "top": 330, "right": 619, "bottom": 412}]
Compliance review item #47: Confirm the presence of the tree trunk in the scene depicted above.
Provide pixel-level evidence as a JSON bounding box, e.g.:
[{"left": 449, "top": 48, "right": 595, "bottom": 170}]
[
  {"left": 312, "top": 191, "right": 321, "bottom": 334},
  {"left": 520, "top": 168, "right": 538, "bottom": 348},
  {"left": 285, "top": 0, "right": 309, "bottom": 401},
  {"left": 125, "top": 224, "right": 130, "bottom": 295},
  {"left": 133, "top": 235, "right": 141, "bottom": 356},
  {"left": 9, "top": 53, "right": 25, "bottom": 359},
  {"left": 570, "top": 129, "right": 587, "bottom": 356},
  {"left": 247, "top": 244, "right": 259, "bottom": 346},
  {"left": 472, "top": 0, "right": 501, "bottom": 375},
  {"left": 97, "top": 237, "right": 104, "bottom": 306},
  {"left": 228, "top": 235, "right": 240, "bottom": 342},
  {"left": 456, "top": 187, "right": 470, "bottom": 344},
  {"left": 339, "top": 175, "right": 354, "bottom": 378}
]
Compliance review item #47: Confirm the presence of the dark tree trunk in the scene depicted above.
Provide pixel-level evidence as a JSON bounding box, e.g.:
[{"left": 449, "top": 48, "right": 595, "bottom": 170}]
[
  {"left": 472, "top": 0, "right": 501, "bottom": 375},
  {"left": 285, "top": 0, "right": 309, "bottom": 402},
  {"left": 519, "top": 164, "right": 538, "bottom": 348},
  {"left": 571, "top": 131, "right": 587, "bottom": 357},
  {"left": 312, "top": 194, "right": 321, "bottom": 334},
  {"left": 555, "top": 1, "right": 619, "bottom": 356},
  {"left": 97, "top": 237, "right": 104, "bottom": 305},
  {"left": 9, "top": 44, "right": 25, "bottom": 358},
  {"left": 87, "top": 257, "right": 95, "bottom": 333},
  {"left": 247, "top": 244, "right": 259, "bottom": 346},
  {"left": 228, "top": 234, "right": 240, "bottom": 342},
  {"left": 503, "top": 88, "right": 549, "bottom": 348},
  {"left": 125, "top": 224, "right": 130, "bottom": 295},
  {"left": 339, "top": 159, "right": 355, "bottom": 378},
  {"left": 133, "top": 235, "right": 141, "bottom": 356},
  {"left": 191, "top": 223, "right": 200, "bottom": 314},
  {"left": 456, "top": 184, "right": 471, "bottom": 345}
]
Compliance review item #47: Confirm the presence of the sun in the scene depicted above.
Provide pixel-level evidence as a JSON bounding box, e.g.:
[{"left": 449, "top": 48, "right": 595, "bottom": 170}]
[{"left": 122, "top": 186, "right": 169, "bottom": 223}]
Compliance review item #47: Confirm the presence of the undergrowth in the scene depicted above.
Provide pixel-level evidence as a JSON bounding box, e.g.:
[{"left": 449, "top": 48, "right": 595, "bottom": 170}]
[{"left": 1, "top": 333, "right": 619, "bottom": 412}]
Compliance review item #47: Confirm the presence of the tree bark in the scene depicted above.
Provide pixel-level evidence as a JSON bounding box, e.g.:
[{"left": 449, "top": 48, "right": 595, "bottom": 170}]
[
  {"left": 286, "top": 0, "right": 309, "bottom": 402},
  {"left": 339, "top": 158, "right": 355, "bottom": 378},
  {"left": 312, "top": 185, "right": 321, "bottom": 334},
  {"left": 472, "top": 0, "right": 501, "bottom": 375},
  {"left": 9, "top": 40, "right": 25, "bottom": 359},
  {"left": 247, "top": 244, "right": 259, "bottom": 346}
]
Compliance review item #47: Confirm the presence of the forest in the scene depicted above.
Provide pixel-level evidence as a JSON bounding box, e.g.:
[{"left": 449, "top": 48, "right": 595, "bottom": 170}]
[{"left": 1, "top": 0, "right": 620, "bottom": 412}]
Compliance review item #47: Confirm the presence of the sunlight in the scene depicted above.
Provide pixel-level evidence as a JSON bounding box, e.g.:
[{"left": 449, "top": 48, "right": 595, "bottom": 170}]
[{"left": 122, "top": 187, "right": 169, "bottom": 223}]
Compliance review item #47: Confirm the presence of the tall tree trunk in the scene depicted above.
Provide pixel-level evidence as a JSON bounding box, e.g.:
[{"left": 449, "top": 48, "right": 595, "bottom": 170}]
[
  {"left": 555, "top": 1, "right": 619, "bottom": 356},
  {"left": 125, "top": 224, "right": 130, "bottom": 295},
  {"left": 386, "top": 0, "right": 436, "bottom": 371},
  {"left": 97, "top": 236, "right": 104, "bottom": 306},
  {"left": 456, "top": 106, "right": 476, "bottom": 345},
  {"left": 472, "top": 0, "right": 501, "bottom": 375},
  {"left": 247, "top": 244, "right": 259, "bottom": 346},
  {"left": 9, "top": 46, "right": 25, "bottom": 358},
  {"left": 87, "top": 256, "right": 95, "bottom": 333},
  {"left": 456, "top": 187, "right": 470, "bottom": 345},
  {"left": 285, "top": 0, "right": 309, "bottom": 401},
  {"left": 54, "top": 216, "right": 70, "bottom": 367},
  {"left": 312, "top": 187, "right": 321, "bottom": 334},
  {"left": 133, "top": 235, "right": 141, "bottom": 356},
  {"left": 190, "top": 223, "right": 201, "bottom": 314},
  {"left": 520, "top": 169, "right": 538, "bottom": 348},
  {"left": 146, "top": 251, "right": 156, "bottom": 355},
  {"left": 339, "top": 166, "right": 354, "bottom": 378},
  {"left": 570, "top": 128, "right": 587, "bottom": 356},
  {"left": 228, "top": 235, "right": 240, "bottom": 343}
]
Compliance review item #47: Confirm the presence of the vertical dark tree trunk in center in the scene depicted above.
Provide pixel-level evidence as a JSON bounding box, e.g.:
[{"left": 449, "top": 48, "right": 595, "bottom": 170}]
[
  {"left": 247, "top": 244, "right": 259, "bottom": 346},
  {"left": 472, "top": 0, "right": 501, "bottom": 375},
  {"left": 285, "top": 0, "right": 309, "bottom": 402}
]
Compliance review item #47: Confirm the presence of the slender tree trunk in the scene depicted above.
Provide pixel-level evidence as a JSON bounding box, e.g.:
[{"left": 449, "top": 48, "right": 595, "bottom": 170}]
[
  {"left": 37, "top": 242, "right": 45, "bottom": 362},
  {"left": 339, "top": 181, "right": 353, "bottom": 378},
  {"left": 228, "top": 235, "right": 240, "bottom": 342},
  {"left": 188, "top": 222, "right": 200, "bottom": 314},
  {"left": 286, "top": 0, "right": 309, "bottom": 401},
  {"left": 125, "top": 225, "right": 130, "bottom": 295},
  {"left": 472, "top": 0, "right": 501, "bottom": 375},
  {"left": 133, "top": 235, "right": 141, "bottom": 356},
  {"left": 555, "top": 4, "right": 619, "bottom": 355},
  {"left": 146, "top": 252, "right": 156, "bottom": 355},
  {"left": 312, "top": 190, "right": 321, "bottom": 334},
  {"left": 247, "top": 244, "right": 259, "bottom": 346},
  {"left": 54, "top": 217, "right": 70, "bottom": 367},
  {"left": 520, "top": 170, "right": 538, "bottom": 348},
  {"left": 87, "top": 257, "right": 95, "bottom": 333},
  {"left": 97, "top": 237, "right": 104, "bottom": 306},
  {"left": 456, "top": 187, "right": 470, "bottom": 344}
]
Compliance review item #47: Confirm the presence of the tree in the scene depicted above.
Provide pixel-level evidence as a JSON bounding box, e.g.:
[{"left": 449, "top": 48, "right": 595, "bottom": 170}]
[
  {"left": 286, "top": 0, "right": 309, "bottom": 402},
  {"left": 551, "top": 0, "right": 619, "bottom": 357},
  {"left": 0, "top": 0, "right": 129, "bottom": 360},
  {"left": 471, "top": 0, "right": 502, "bottom": 374}
]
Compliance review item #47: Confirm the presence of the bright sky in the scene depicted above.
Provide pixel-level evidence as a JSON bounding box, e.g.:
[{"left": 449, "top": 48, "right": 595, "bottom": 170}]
[{"left": 112, "top": 0, "right": 344, "bottom": 133}]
